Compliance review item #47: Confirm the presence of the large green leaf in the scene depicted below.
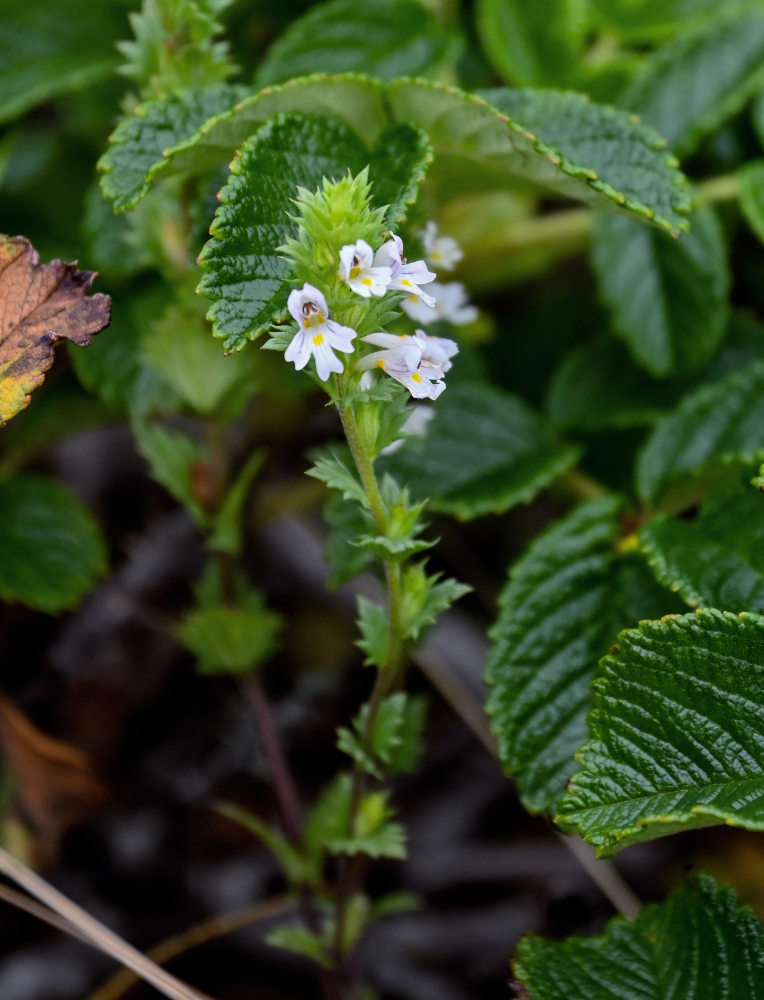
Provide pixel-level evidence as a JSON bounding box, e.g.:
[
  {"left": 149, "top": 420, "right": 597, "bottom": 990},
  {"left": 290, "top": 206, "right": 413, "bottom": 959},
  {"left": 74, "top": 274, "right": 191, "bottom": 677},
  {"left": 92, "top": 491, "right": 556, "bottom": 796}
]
[
  {"left": 256, "top": 0, "right": 461, "bottom": 86},
  {"left": 106, "top": 75, "right": 690, "bottom": 233},
  {"left": 475, "top": 0, "right": 589, "bottom": 87},
  {"left": 381, "top": 382, "right": 582, "bottom": 520},
  {"left": 558, "top": 609, "right": 764, "bottom": 855},
  {"left": 514, "top": 873, "right": 764, "bottom": 1000},
  {"left": 0, "top": 1, "right": 125, "bottom": 123},
  {"left": 197, "top": 113, "right": 430, "bottom": 351},
  {"left": 484, "top": 497, "right": 676, "bottom": 813},
  {"left": 591, "top": 205, "right": 729, "bottom": 378},
  {"left": 636, "top": 360, "right": 764, "bottom": 504},
  {"left": 618, "top": 7, "right": 764, "bottom": 157},
  {"left": 0, "top": 474, "right": 106, "bottom": 613},
  {"left": 639, "top": 514, "right": 764, "bottom": 612},
  {"left": 98, "top": 83, "right": 246, "bottom": 212}
]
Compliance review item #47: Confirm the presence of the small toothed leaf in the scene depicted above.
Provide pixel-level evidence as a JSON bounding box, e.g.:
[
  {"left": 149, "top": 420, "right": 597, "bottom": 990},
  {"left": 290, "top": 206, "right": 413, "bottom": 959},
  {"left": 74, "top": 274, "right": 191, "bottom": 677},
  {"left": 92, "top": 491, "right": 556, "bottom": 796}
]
[
  {"left": 98, "top": 84, "right": 247, "bottom": 213},
  {"left": 636, "top": 360, "right": 764, "bottom": 505},
  {"left": 558, "top": 609, "right": 764, "bottom": 856}
]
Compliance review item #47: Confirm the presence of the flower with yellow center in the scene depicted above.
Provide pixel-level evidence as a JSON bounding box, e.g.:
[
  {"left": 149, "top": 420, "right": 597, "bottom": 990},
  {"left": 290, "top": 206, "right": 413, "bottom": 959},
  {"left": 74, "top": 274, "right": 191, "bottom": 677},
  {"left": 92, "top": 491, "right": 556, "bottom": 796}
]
[
  {"left": 338, "top": 239, "right": 392, "bottom": 298},
  {"left": 284, "top": 283, "right": 357, "bottom": 381}
]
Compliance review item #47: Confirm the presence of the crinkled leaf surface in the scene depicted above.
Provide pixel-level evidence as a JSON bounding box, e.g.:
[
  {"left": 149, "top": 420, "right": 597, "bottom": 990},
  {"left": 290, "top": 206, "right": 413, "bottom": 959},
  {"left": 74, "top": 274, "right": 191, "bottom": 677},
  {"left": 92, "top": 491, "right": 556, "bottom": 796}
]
[
  {"left": 515, "top": 873, "right": 764, "bottom": 1000},
  {"left": 111, "top": 75, "right": 690, "bottom": 233},
  {"left": 636, "top": 360, "right": 764, "bottom": 504},
  {"left": 591, "top": 206, "right": 729, "bottom": 378},
  {"left": 381, "top": 382, "right": 582, "bottom": 520},
  {"left": 98, "top": 83, "right": 247, "bottom": 213},
  {"left": 256, "top": 0, "right": 461, "bottom": 86},
  {"left": 485, "top": 497, "right": 676, "bottom": 814},
  {"left": 0, "top": 236, "right": 111, "bottom": 425},
  {"left": 639, "top": 515, "right": 764, "bottom": 613},
  {"left": 197, "top": 113, "right": 430, "bottom": 351},
  {"left": 0, "top": 474, "right": 106, "bottom": 613},
  {"left": 558, "top": 609, "right": 764, "bottom": 856},
  {"left": 619, "top": 7, "right": 764, "bottom": 157},
  {"left": 0, "top": 2, "right": 124, "bottom": 123}
]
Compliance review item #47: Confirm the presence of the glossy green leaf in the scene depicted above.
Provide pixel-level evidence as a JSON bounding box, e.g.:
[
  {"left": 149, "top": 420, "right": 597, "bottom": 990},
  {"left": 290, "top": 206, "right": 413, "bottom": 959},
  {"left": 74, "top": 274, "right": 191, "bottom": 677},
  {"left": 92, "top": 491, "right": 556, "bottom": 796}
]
[
  {"left": 639, "top": 514, "right": 764, "bottom": 612},
  {"left": 0, "top": 2, "right": 124, "bottom": 123},
  {"left": 558, "top": 609, "right": 764, "bottom": 855},
  {"left": 475, "top": 0, "right": 589, "bottom": 87},
  {"left": 98, "top": 83, "right": 246, "bottom": 213},
  {"left": 0, "top": 474, "right": 106, "bottom": 613},
  {"left": 636, "top": 360, "right": 764, "bottom": 504},
  {"left": 125, "top": 75, "right": 691, "bottom": 233},
  {"left": 197, "top": 113, "right": 430, "bottom": 351},
  {"left": 619, "top": 7, "right": 764, "bottom": 157},
  {"left": 256, "top": 0, "right": 461, "bottom": 86},
  {"left": 591, "top": 206, "right": 729, "bottom": 378},
  {"left": 514, "top": 873, "right": 764, "bottom": 1000},
  {"left": 382, "top": 383, "right": 582, "bottom": 520},
  {"left": 485, "top": 498, "right": 677, "bottom": 814}
]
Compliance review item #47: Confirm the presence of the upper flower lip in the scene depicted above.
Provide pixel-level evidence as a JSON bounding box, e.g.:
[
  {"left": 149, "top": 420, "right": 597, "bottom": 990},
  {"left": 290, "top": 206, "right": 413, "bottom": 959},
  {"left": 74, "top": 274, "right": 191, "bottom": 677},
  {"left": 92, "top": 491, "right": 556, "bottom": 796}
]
[{"left": 338, "top": 240, "right": 391, "bottom": 298}]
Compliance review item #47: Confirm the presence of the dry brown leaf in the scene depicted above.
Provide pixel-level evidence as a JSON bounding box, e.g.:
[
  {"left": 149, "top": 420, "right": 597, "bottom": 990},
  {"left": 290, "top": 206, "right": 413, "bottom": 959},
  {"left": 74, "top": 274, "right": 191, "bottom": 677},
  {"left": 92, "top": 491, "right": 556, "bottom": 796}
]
[
  {"left": 0, "top": 234, "right": 111, "bottom": 424},
  {"left": 0, "top": 692, "right": 107, "bottom": 846}
]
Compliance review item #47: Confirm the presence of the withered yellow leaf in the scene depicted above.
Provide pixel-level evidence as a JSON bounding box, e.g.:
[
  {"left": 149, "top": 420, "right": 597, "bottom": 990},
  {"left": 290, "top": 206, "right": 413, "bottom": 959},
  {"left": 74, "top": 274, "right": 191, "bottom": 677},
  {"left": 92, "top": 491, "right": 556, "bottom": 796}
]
[{"left": 0, "top": 235, "right": 111, "bottom": 424}]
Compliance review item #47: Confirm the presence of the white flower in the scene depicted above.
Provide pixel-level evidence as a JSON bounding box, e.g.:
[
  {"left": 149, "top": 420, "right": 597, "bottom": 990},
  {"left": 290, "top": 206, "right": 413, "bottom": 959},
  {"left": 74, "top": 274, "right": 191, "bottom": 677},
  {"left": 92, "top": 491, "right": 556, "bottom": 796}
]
[
  {"left": 380, "top": 405, "right": 435, "bottom": 455},
  {"left": 420, "top": 221, "right": 463, "bottom": 271},
  {"left": 402, "top": 281, "right": 477, "bottom": 326},
  {"left": 358, "top": 330, "right": 458, "bottom": 400},
  {"left": 285, "top": 283, "right": 357, "bottom": 381},
  {"left": 338, "top": 240, "right": 392, "bottom": 297},
  {"left": 373, "top": 234, "right": 436, "bottom": 306}
]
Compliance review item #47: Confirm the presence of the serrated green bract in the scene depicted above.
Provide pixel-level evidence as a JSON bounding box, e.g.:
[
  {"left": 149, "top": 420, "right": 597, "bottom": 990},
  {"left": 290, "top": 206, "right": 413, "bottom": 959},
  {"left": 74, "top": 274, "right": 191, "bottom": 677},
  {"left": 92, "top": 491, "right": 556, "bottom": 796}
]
[
  {"left": 399, "top": 565, "right": 471, "bottom": 641},
  {"left": 197, "top": 113, "right": 430, "bottom": 351},
  {"left": 381, "top": 383, "right": 582, "bottom": 520},
  {"left": 98, "top": 83, "right": 247, "bottom": 213},
  {"left": 128, "top": 75, "right": 691, "bottom": 234},
  {"left": 514, "top": 873, "right": 764, "bottom": 1000},
  {"left": 256, "top": 0, "right": 461, "bottom": 87},
  {"left": 558, "top": 609, "right": 764, "bottom": 855},
  {"left": 308, "top": 448, "right": 367, "bottom": 508},
  {"left": 337, "top": 692, "right": 427, "bottom": 778},
  {"left": 0, "top": 2, "right": 123, "bottom": 124},
  {"left": 618, "top": 7, "right": 764, "bottom": 157},
  {"left": 356, "top": 597, "right": 390, "bottom": 669},
  {"left": 591, "top": 206, "right": 729, "bottom": 378},
  {"left": 0, "top": 474, "right": 106, "bottom": 613},
  {"left": 485, "top": 497, "right": 678, "bottom": 815},
  {"left": 636, "top": 360, "right": 764, "bottom": 504},
  {"left": 639, "top": 514, "right": 764, "bottom": 612},
  {"left": 328, "top": 790, "right": 407, "bottom": 859},
  {"left": 178, "top": 600, "right": 281, "bottom": 675},
  {"left": 475, "top": 0, "right": 589, "bottom": 87}
]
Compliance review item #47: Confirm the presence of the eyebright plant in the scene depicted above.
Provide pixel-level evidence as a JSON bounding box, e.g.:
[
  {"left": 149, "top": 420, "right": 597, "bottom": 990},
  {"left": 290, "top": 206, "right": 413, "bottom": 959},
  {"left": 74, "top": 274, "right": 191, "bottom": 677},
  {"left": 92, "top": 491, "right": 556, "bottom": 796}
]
[{"left": 8, "top": 1, "right": 764, "bottom": 999}]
